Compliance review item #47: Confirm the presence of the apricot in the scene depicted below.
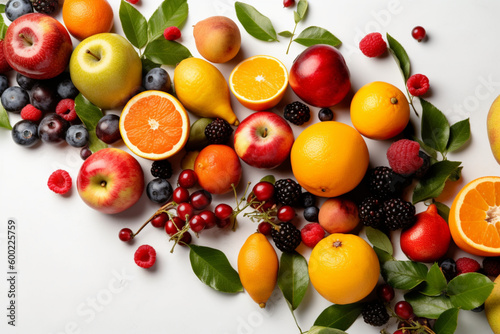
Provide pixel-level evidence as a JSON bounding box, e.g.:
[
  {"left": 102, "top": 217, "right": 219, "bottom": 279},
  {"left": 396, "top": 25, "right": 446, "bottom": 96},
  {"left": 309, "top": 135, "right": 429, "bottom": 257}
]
[
  {"left": 193, "top": 16, "right": 241, "bottom": 63},
  {"left": 318, "top": 198, "right": 360, "bottom": 234}
]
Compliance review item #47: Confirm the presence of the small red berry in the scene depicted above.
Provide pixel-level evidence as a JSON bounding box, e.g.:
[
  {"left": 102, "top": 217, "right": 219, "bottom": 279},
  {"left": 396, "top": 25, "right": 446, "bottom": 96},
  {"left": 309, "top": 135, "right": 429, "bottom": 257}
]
[
  {"left": 177, "top": 202, "right": 194, "bottom": 221},
  {"left": 216, "top": 217, "right": 231, "bottom": 229},
  {"left": 134, "top": 245, "right": 156, "bottom": 268},
  {"left": 119, "top": 228, "right": 133, "bottom": 242},
  {"left": 300, "top": 223, "right": 325, "bottom": 248},
  {"left": 165, "top": 217, "right": 184, "bottom": 236},
  {"left": 359, "top": 32, "right": 387, "bottom": 58},
  {"left": 163, "top": 26, "right": 181, "bottom": 41},
  {"left": 258, "top": 222, "right": 273, "bottom": 235},
  {"left": 198, "top": 210, "right": 217, "bottom": 229},
  {"left": 189, "top": 214, "right": 206, "bottom": 233},
  {"left": 179, "top": 231, "right": 192, "bottom": 245},
  {"left": 386, "top": 139, "right": 423, "bottom": 175},
  {"left": 126, "top": 0, "right": 139, "bottom": 4},
  {"left": 406, "top": 74, "right": 430, "bottom": 97},
  {"left": 173, "top": 186, "right": 190, "bottom": 204},
  {"left": 189, "top": 189, "right": 212, "bottom": 210},
  {"left": 47, "top": 169, "right": 72, "bottom": 194},
  {"left": 277, "top": 205, "right": 296, "bottom": 222},
  {"left": 412, "top": 26, "right": 426, "bottom": 42},
  {"left": 215, "top": 203, "right": 233, "bottom": 220},
  {"left": 20, "top": 104, "right": 43, "bottom": 122},
  {"left": 151, "top": 212, "right": 169, "bottom": 228},
  {"left": 252, "top": 181, "right": 275, "bottom": 202},
  {"left": 377, "top": 284, "right": 395, "bottom": 303},
  {"left": 178, "top": 169, "right": 198, "bottom": 188},
  {"left": 55, "top": 99, "right": 77, "bottom": 122},
  {"left": 394, "top": 301, "right": 414, "bottom": 320},
  {"left": 456, "top": 257, "right": 481, "bottom": 275},
  {"left": 80, "top": 146, "right": 92, "bottom": 160},
  {"left": 283, "top": 0, "right": 294, "bottom": 7}
]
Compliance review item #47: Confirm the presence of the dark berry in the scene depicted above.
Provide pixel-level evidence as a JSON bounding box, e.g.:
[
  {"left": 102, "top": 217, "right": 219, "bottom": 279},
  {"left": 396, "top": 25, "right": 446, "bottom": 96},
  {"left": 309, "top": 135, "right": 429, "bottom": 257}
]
[
  {"left": 151, "top": 159, "right": 173, "bottom": 179},
  {"left": 177, "top": 202, "right": 194, "bottom": 221},
  {"left": 277, "top": 205, "right": 296, "bottom": 222},
  {"left": 1, "top": 86, "right": 30, "bottom": 112},
  {"left": 189, "top": 214, "right": 206, "bottom": 233},
  {"left": 65, "top": 124, "right": 89, "bottom": 147},
  {"left": 204, "top": 118, "right": 233, "bottom": 144},
  {"left": 300, "top": 191, "right": 316, "bottom": 208},
  {"left": 303, "top": 206, "right": 319, "bottom": 222},
  {"left": 96, "top": 114, "right": 121, "bottom": 144},
  {"left": 359, "top": 196, "right": 385, "bottom": 229},
  {"left": 178, "top": 169, "right": 198, "bottom": 188},
  {"left": 412, "top": 26, "right": 426, "bottom": 42},
  {"left": 173, "top": 186, "right": 190, "bottom": 204},
  {"left": 439, "top": 258, "right": 457, "bottom": 281},
  {"left": 146, "top": 178, "right": 173, "bottom": 204},
  {"left": 119, "top": 228, "right": 134, "bottom": 242},
  {"left": 12, "top": 120, "right": 39, "bottom": 147},
  {"left": 394, "top": 301, "right": 414, "bottom": 320},
  {"left": 367, "top": 166, "right": 409, "bottom": 199},
  {"left": 38, "top": 113, "right": 70, "bottom": 144},
  {"left": 143, "top": 67, "right": 171, "bottom": 92},
  {"left": 377, "top": 284, "right": 395, "bottom": 303},
  {"left": 0, "top": 75, "right": 8, "bottom": 96},
  {"left": 165, "top": 217, "right": 184, "bottom": 236},
  {"left": 483, "top": 257, "right": 500, "bottom": 277},
  {"left": 31, "top": 0, "right": 59, "bottom": 14},
  {"left": 16, "top": 73, "right": 37, "bottom": 90},
  {"left": 275, "top": 178, "right": 301, "bottom": 206},
  {"left": 179, "top": 231, "right": 192, "bottom": 245},
  {"left": 214, "top": 203, "right": 233, "bottom": 220},
  {"left": 199, "top": 210, "right": 217, "bottom": 229},
  {"left": 252, "top": 181, "right": 275, "bottom": 202},
  {"left": 414, "top": 151, "right": 431, "bottom": 179},
  {"left": 5, "top": 0, "right": 33, "bottom": 21},
  {"left": 80, "top": 146, "right": 92, "bottom": 160},
  {"left": 151, "top": 212, "right": 169, "bottom": 228},
  {"left": 216, "top": 217, "right": 231, "bottom": 229},
  {"left": 284, "top": 101, "right": 310, "bottom": 125},
  {"left": 189, "top": 189, "right": 212, "bottom": 210},
  {"left": 271, "top": 222, "right": 301, "bottom": 253},
  {"left": 258, "top": 222, "right": 273, "bottom": 235},
  {"left": 471, "top": 303, "right": 485, "bottom": 313},
  {"left": 31, "top": 82, "right": 58, "bottom": 112},
  {"left": 56, "top": 78, "right": 79, "bottom": 99},
  {"left": 382, "top": 198, "right": 416, "bottom": 230},
  {"left": 318, "top": 108, "right": 334, "bottom": 121},
  {"left": 361, "top": 300, "right": 390, "bottom": 326}
]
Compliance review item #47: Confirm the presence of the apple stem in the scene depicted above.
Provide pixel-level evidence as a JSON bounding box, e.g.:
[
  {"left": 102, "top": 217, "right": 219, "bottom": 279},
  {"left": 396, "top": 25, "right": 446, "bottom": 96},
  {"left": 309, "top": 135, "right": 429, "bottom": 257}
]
[
  {"left": 86, "top": 49, "right": 101, "bottom": 61},
  {"left": 100, "top": 181, "right": 107, "bottom": 187},
  {"left": 18, "top": 33, "right": 33, "bottom": 46},
  {"left": 262, "top": 127, "right": 268, "bottom": 138}
]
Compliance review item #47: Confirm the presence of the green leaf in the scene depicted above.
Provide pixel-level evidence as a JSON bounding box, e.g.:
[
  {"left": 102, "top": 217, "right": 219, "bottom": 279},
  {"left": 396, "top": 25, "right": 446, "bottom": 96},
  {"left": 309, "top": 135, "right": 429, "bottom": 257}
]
[
  {"left": 119, "top": 0, "right": 148, "bottom": 49},
  {"left": 293, "top": 26, "right": 341, "bottom": 48},
  {"left": 313, "top": 303, "right": 362, "bottom": 331},
  {"left": 0, "top": 4, "right": 5, "bottom": 13},
  {"left": 278, "top": 30, "right": 294, "bottom": 38},
  {"left": 404, "top": 291, "right": 453, "bottom": 319},
  {"left": 382, "top": 260, "right": 428, "bottom": 290},
  {"left": 278, "top": 251, "right": 309, "bottom": 310},
  {"left": 0, "top": 102, "right": 12, "bottom": 130},
  {"left": 412, "top": 160, "right": 462, "bottom": 204},
  {"left": 387, "top": 33, "right": 411, "bottom": 81},
  {"left": 260, "top": 175, "right": 276, "bottom": 184},
  {"left": 188, "top": 244, "right": 243, "bottom": 293},
  {"left": 144, "top": 39, "right": 192, "bottom": 66},
  {"left": 449, "top": 166, "right": 463, "bottom": 182},
  {"left": 365, "top": 227, "right": 393, "bottom": 255},
  {"left": 420, "top": 263, "right": 448, "bottom": 296},
  {"left": 235, "top": 2, "right": 278, "bottom": 42},
  {"left": 373, "top": 247, "right": 394, "bottom": 265},
  {"left": 308, "top": 326, "right": 349, "bottom": 334},
  {"left": 141, "top": 57, "right": 161, "bottom": 73},
  {"left": 420, "top": 98, "right": 450, "bottom": 154},
  {"left": 413, "top": 136, "right": 438, "bottom": 160},
  {"left": 434, "top": 202, "right": 450, "bottom": 222},
  {"left": 74, "top": 94, "right": 107, "bottom": 152},
  {"left": 434, "top": 307, "right": 459, "bottom": 334},
  {"left": 447, "top": 272, "right": 494, "bottom": 310},
  {"left": 294, "top": 0, "right": 308, "bottom": 23},
  {"left": 0, "top": 13, "right": 8, "bottom": 40},
  {"left": 447, "top": 118, "right": 471, "bottom": 152},
  {"left": 148, "top": 0, "right": 188, "bottom": 42}
]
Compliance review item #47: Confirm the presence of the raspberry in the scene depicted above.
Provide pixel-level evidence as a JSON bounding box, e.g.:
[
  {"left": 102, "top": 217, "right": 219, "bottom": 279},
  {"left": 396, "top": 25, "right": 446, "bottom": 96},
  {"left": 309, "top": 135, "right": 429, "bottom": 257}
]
[
  {"left": 456, "top": 257, "right": 480, "bottom": 275},
  {"left": 407, "top": 74, "right": 430, "bottom": 97},
  {"left": 134, "top": 245, "right": 156, "bottom": 268},
  {"left": 55, "top": 99, "right": 77, "bottom": 122},
  {"left": 301, "top": 223, "right": 325, "bottom": 248},
  {"left": 359, "top": 32, "right": 387, "bottom": 58},
  {"left": 367, "top": 166, "right": 409, "bottom": 199},
  {"left": 271, "top": 222, "right": 301, "bottom": 253},
  {"left": 275, "top": 178, "right": 302, "bottom": 206},
  {"left": 126, "top": 0, "right": 139, "bottom": 3},
  {"left": 20, "top": 104, "right": 43, "bottom": 122},
  {"left": 204, "top": 118, "right": 233, "bottom": 144},
  {"left": 483, "top": 257, "right": 500, "bottom": 277},
  {"left": 163, "top": 26, "right": 181, "bottom": 41},
  {"left": 382, "top": 198, "right": 416, "bottom": 230},
  {"left": 387, "top": 139, "right": 424, "bottom": 175},
  {"left": 284, "top": 101, "right": 310, "bottom": 125},
  {"left": 361, "top": 300, "right": 390, "bottom": 326},
  {"left": 47, "top": 169, "right": 72, "bottom": 194}
]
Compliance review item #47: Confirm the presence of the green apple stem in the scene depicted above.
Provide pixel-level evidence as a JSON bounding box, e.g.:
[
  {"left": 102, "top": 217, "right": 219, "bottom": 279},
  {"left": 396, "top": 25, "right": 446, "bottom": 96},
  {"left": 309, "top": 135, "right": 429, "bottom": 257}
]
[{"left": 86, "top": 49, "right": 101, "bottom": 61}]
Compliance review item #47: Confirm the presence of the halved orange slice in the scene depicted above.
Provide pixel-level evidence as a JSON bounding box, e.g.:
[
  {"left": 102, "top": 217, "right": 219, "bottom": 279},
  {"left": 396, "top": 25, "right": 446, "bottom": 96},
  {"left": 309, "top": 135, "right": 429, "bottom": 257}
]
[
  {"left": 119, "top": 90, "right": 190, "bottom": 160},
  {"left": 229, "top": 55, "right": 288, "bottom": 111},
  {"left": 449, "top": 176, "right": 500, "bottom": 256}
]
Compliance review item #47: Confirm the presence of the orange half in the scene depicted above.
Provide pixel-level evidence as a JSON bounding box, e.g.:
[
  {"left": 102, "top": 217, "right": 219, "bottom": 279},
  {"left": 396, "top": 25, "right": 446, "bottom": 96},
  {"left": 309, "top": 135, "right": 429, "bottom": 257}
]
[
  {"left": 229, "top": 55, "right": 288, "bottom": 111},
  {"left": 119, "top": 90, "right": 190, "bottom": 160},
  {"left": 449, "top": 176, "right": 500, "bottom": 256}
]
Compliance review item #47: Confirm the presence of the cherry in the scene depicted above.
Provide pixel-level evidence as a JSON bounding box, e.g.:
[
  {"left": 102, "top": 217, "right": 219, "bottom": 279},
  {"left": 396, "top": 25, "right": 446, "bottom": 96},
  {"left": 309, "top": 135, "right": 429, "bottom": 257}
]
[
  {"left": 277, "top": 205, "right": 296, "bottom": 222},
  {"left": 216, "top": 217, "right": 231, "bottom": 229},
  {"left": 377, "top": 284, "right": 395, "bottom": 303},
  {"left": 190, "top": 189, "right": 212, "bottom": 210},
  {"left": 257, "top": 198, "right": 276, "bottom": 212},
  {"left": 165, "top": 217, "right": 185, "bottom": 236},
  {"left": 177, "top": 202, "right": 195, "bottom": 221},
  {"left": 411, "top": 26, "right": 426, "bottom": 42},
  {"left": 393, "top": 330, "right": 404, "bottom": 334},
  {"left": 252, "top": 181, "right": 275, "bottom": 202},
  {"left": 283, "top": 0, "right": 294, "bottom": 7},
  {"left": 178, "top": 169, "right": 198, "bottom": 188},
  {"left": 394, "top": 301, "right": 414, "bottom": 320},
  {"left": 118, "top": 228, "right": 133, "bottom": 242},
  {"left": 189, "top": 214, "right": 206, "bottom": 233},
  {"left": 173, "top": 186, "right": 190, "bottom": 204},
  {"left": 258, "top": 222, "right": 273, "bottom": 235},
  {"left": 215, "top": 203, "right": 233, "bottom": 220},
  {"left": 199, "top": 210, "right": 217, "bottom": 229},
  {"left": 151, "top": 212, "right": 169, "bottom": 228},
  {"left": 179, "top": 231, "right": 192, "bottom": 245}
]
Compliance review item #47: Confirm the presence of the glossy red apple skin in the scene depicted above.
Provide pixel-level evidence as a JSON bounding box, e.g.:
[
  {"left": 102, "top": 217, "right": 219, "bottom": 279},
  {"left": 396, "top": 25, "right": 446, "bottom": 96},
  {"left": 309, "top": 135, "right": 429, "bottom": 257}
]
[
  {"left": 289, "top": 44, "right": 350, "bottom": 108},
  {"left": 3, "top": 13, "right": 73, "bottom": 79},
  {"left": 233, "top": 111, "right": 294, "bottom": 169},
  {"left": 77, "top": 148, "right": 145, "bottom": 214}
]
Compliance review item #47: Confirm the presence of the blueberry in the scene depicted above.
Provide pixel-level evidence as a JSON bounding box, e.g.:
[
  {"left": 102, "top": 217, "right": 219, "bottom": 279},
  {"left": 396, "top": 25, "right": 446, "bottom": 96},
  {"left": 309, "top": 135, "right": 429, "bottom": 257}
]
[
  {"left": 57, "top": 78, "right": 79, "bottom": 99},
  {"left": 31, "top": 82, "right": 58, "bottom": 112},
  {"left": 66, "top": 124, "right": 89, "bottom": 147},
  {"left": 146, "top": 178, "right": 173, "bottom": 204},
  {"left": 439, "top": 258, "right": 457, "bottom": 281},
  {"left": 5, "top": 0, "right": 33, "bottom": 22},
  {"left": 12, "top": 120, "right": 39, "bottom": 147},
  {"left": 80, "top": 146, "right": 92, "bottom": 160},
  {"left": 38, "top": 113, "right": 70, "bottom": 144},
  {"left": 96, "top": 114, "right": 121, "bottom": 144},
  {"left": 1, "top": 86, "right": 30, "bottom": 112},
  {"left": 0, "top": 75, "right": 9, "bottom": 96},
  {"left": 143, "top": 67, "right": 171, "bottom": 92},
  {"left": 318, "top": 108, "right": 334, "bottom": 122},
  {"left": 300, "top": 191, "right": 316, "bottom": 208},
  {"left": 16, "top": 73, "right": 38, "bottom": 90},
  {"left": 303, "top": 206, "right": 319, "bottom": 222}
]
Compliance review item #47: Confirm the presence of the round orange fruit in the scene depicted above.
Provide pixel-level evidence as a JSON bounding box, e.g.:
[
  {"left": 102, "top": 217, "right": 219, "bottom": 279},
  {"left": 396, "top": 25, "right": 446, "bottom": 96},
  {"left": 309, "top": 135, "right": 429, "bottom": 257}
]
[{"left": 62, "top": 0, "right": 114, "bottom": 40}]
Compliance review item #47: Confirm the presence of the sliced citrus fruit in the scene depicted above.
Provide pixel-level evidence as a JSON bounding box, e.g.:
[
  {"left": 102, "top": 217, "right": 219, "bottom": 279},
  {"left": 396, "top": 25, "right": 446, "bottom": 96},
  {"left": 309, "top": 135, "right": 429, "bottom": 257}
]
[
  {"left": 449, "top": 176, "right": 500, "bottom": 256},
  {"left": 229, "top": 55, "right": 288, "bottom": 111},
  {"left": 119, "top": 90, "right": 190, "bottom": 160}
]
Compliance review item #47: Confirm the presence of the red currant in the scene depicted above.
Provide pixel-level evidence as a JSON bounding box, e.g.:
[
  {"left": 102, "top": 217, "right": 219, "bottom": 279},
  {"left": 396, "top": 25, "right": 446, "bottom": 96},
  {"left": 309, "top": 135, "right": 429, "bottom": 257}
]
[
  {"left": 118, "top": 228, "right": 133, "bottom": 241},
  {"left": 394, "top": 301, "right": 414, "bottom": 320},
  {"left": 198, "top": 210, "right": 217, "bottom": 229},
  {"left": 189, "top": 214, "right": 206, "bottom": 233},
  {"left": 190, "top": 189, "right": 212, "bottom": 210},
  {"left": 177, "top": 202, "right": 194, "bottom": 221},
  {"left": 173, "top": 186, "right": 190, "bottom": 204},
  {"left": 257, "top": 198, "right": 276, "bottom": 212},
  {"left": 214, "top": 203, "right": 233, "bottom": 220},
  {"left": 411, "top": 26, "right": 426, "bottom": 42},
  {"left": 393, "top": 331, "right": 404, "bottom": 334},
  {"left": 178, "top": 169, "right": 198, "bottom": 188},
  {"left": 216, "top": 217, "right": 231, "bottom": 228},
  {"left": 151, "top": 212, "right": 168, "bottom": 228},
  {"left": 165, "top": 217, "right": 184, "bottom": 236},
  {"left": 277, "top": 205, "right": 296, "bottom": 222},
  {"left": 283, "top": 0, "right": 294, "bottom": 7},
  {"left": 258, "top": 222, "right": 273, "bottom": 235},
  {"left": 377, "top": 284, "right": 395, "bottom": 303},
  {"left": 252, "top": 181, "right": 275, "bottom": 202},
  {"left": 179, "top": 231, "right": 192, "bottom": 245}
]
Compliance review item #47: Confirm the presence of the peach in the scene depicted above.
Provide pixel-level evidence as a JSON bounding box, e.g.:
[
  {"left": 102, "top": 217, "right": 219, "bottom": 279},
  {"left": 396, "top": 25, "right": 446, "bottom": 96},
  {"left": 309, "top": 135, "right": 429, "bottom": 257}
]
[
  {"left": 193, "top": 16, "right": 241, "bottom": 63},
  {"left": 318, "top": 198, "right": 360, "bottom": 234}
]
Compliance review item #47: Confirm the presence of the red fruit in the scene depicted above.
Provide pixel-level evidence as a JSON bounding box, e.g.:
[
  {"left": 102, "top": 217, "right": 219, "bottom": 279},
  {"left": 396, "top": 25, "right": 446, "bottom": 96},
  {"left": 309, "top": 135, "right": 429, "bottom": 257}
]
[
  {"left": 179, "top": 231, "right": 192, "bottom": 245},
  {"left": 165, "top": 217, "right": 184, "bottom": 236},
  {"left": 483, "top": 257, "right": 500, "bottom": 277},
  {"left": 394, "top": 301, "right": 413, "bottom": 320},
  {"left": 300, "top": 223, "right": 325, "bottom": 248},
  {"left": 173, "top": 186, "right": 190, "bottom": 204},
  {"left": 412, "top": 26, "right": 426, "bottom": 42},
  {"left": 252, "top": 181, "right": 275, "bottom": 202},
  {"left": 177, "top": 202, "right": 194, "bottom": 221},
  {"left": 359, "top": 32, "right": 387, "bottom": 58},
  {"left": 283, "top": 0, "right": 294, "bottom": 7},
  {"left": 386, "top": 139, "right": 423, "bottom": 175},
  {"left": 134, "top": 245, "right": 156, "bottom": 268},
  {"left": 214, "top": 203, "right": 233, "bottom": 220},
  {"left": 198, "top": 210, "right": 217, "bottom": 229},
  {"left": 189, "top": 214, "right": 206, "bottom": 233},
  {"left": 377, "top": 284, "right": 395, "bottom": 303},
  {"left": 0, "top": 40, "right": 13, "bottom": 74},
  {"left": 178, "top": 169, "right": 198, "bottom": 188},
  {"left": 258, "top": 222, "right": 273, "bottom": 235},
  {"left": 20, "top": 104, "right": 43, "bottom": 122},
  {"left": 151, "top": 212, "right": 169, "bottom": 228},
  {"left": 126, "top": 0, "right": 139, "bottom": 4},
  {"left": 118, "top": 228, "right": 133, "bottom": 242},
  {"left": 277, "top": 205, "right": 296, "bottom": 222},
  {"left": 55, "top": 98, "right": 77, "bottom": 122},
  {"left": 407, "top": 74, "right": 430, "bottom": 97},
  {"left": 163, "top": 26, "right": 181, "bottom": 41},
  {"left": 456, "top": 257, "right": 480, "bottom": 275},
  {"left": 47, "top": 169, "right": 72, "bottom": 194},
  {"left": 400, "top": 204, "right": 451, "bottom": 263}
]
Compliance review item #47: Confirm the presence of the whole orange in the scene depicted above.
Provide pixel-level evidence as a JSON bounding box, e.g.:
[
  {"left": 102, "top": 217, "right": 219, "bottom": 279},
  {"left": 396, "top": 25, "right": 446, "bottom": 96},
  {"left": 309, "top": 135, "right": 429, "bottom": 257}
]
[
  {"left": 194, "top": 144, "right": 242, "bottom": 194},
  {"left": 62, "top": 0, "right": 114, "bottom": 40},
  {"left": 308, "top": 233, "right": 379, "bottom": 305},
  {"left": 350, "top": 81, "right": 410, "bottom": 140},
  {"left": 290, "top": 121, "right": 369, "bottom": 197}
]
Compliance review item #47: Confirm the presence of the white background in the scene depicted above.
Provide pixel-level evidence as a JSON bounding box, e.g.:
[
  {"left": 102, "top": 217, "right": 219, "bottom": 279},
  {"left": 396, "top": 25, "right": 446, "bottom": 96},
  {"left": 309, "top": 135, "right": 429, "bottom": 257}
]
[{"left": 1, "top": 0, "right": 499, "bottom": 333}]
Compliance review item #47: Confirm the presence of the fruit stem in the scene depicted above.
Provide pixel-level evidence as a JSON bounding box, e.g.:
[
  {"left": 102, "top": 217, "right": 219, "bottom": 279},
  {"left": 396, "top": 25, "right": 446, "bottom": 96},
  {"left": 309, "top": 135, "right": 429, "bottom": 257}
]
[
  {"left": 86, "top": 49, "right": 101, "bottom": 61},
  {"left": 286, "top": 22, "right": 299, "bottom": 55},
  {"left": 18, "top": 33, "right": 33, "bottom": 46},
  {"left": 133, "top": 201, "right": 176, "bottom": 237},
  {"left": 404, "top": 86, "right": 420, "bottom": 117}
]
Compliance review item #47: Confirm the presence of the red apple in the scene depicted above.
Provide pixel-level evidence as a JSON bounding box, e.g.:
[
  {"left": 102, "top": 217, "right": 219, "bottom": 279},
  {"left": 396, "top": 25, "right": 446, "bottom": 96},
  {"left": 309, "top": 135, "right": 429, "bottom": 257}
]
[
  {"left": 233, "top": 111, "right": 294, "bottom": 169},
  {"left": 3, "top": 13, "right": 73, "bottom": 79},
  {"left": 289, "top": 44, "right": 350, "bottom": 108},
  {"left": 77, "top": 148, "right": 145, "bottom": 214},
  {"left": 0, "top": 40, "right": 12, "bottom": 74}
]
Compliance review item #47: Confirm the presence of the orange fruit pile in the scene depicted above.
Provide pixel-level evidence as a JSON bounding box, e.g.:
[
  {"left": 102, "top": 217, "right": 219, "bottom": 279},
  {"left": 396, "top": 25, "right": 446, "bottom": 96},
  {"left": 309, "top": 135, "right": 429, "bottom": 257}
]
[{"left": 62, "top": 0, "right": 114, "bottom": 40}]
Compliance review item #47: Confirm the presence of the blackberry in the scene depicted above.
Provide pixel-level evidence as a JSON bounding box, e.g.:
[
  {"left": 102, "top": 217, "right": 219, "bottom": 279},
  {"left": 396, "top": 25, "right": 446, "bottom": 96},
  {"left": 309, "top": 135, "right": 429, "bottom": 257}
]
[
  {"left": 204, "top": 118, "right": 233, "bottom": 144},
  {"left": 31, "top": 0, "right": 58, "bottom": 14},
  {"left": 359, "top": 196, "right": 384, "bottom": 229},
  {"left": 414, "top": 151, "right": 431, "bottom": 178},
  {"left": 151, "top": 159, "right": 173, "bottom": 179},
  {"left": 275, "top": 178, "right": 301, "bottom": 206},
  {"left": 361, "top": 300, "right": 390, "bottom": 327},
  {"left": 382, "top": 198, "right": 416, "bottom": 230},
  {"left": 367, "top": 166, "right": 409, "bottom": 199},
  {"left": 284, "top": 101, "right": 310, "bottom": 125},
  {"left": 271, "top": 222, "right": 301, "bottom": 253}
]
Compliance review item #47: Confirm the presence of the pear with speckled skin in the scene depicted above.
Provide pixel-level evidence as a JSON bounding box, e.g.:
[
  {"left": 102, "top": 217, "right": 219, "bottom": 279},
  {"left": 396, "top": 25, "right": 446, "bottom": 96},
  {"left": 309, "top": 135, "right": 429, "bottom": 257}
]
[{"left": 487, "top": 95, "right": 500, "bottom": 164}]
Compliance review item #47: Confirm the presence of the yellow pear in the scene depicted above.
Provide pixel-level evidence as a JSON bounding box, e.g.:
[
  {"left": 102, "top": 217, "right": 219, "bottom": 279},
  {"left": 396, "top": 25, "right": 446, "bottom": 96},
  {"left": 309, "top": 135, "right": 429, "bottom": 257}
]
[
  {"left": 487, "top": 95, "right": 500, "bottom": 164},
  {"left": 486, "top": 275, "right": 500, "bottom": 333}
]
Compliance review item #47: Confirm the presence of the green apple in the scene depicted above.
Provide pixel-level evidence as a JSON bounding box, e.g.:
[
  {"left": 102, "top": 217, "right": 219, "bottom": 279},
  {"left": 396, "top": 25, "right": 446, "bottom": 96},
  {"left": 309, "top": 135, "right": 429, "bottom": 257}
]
[{"left": 69, "top": 33, "right": 142, "bottom": 110}]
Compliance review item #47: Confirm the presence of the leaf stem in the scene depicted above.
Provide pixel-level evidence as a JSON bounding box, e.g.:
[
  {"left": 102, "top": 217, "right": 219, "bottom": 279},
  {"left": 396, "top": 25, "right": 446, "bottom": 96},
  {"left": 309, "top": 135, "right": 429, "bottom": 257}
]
[
  {"left": 289, "top": 308, "right": 303, "bottom": 334},
  {"left": 286, "top": 22, "right": 298, "bottom": 54},
  {"left": 406, "top": 89, "right": 419, "bottom": 117}
]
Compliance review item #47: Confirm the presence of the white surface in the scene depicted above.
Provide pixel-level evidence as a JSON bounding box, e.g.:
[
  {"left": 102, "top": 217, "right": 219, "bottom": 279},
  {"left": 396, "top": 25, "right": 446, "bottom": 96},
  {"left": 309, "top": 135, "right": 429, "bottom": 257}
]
[{"left": 0, "top": 0, "right": 499, "bottom": 333}]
